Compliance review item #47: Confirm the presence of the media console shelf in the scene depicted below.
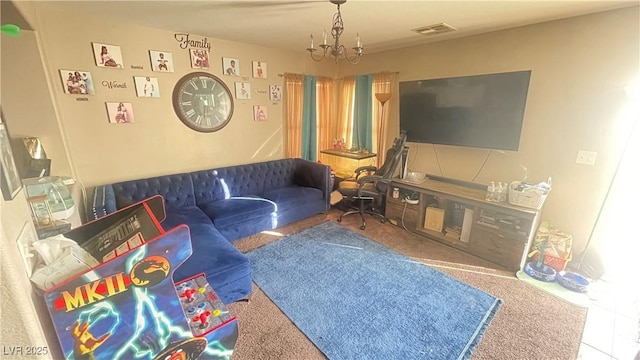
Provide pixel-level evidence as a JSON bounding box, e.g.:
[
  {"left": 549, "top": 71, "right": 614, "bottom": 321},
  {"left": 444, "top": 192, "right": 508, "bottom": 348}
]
[{"left": 386, "top": 178, "right": 542, "bottom": 271}]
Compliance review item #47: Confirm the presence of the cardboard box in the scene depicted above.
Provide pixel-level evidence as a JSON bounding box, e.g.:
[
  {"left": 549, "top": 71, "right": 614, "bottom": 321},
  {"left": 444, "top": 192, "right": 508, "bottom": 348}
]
[{"left": 30, "top": 246, "right": 99, "bottom": 291}]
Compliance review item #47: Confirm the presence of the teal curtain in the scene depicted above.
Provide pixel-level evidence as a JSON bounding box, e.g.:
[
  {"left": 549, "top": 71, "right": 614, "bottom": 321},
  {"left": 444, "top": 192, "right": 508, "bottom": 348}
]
[
  {"left": 353, "top": 74, "right": 373, "bottom": 151},
  {"left": 301, "top": 75, "right": 317, "bottom": 161}
]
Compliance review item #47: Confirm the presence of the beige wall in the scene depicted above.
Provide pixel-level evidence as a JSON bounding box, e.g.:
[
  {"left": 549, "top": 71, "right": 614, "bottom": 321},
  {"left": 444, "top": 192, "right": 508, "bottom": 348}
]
[
  {"left": 339, "top": 6, "right": 639, "bottom": 254},
  {"left": 19, "top": 2, "right": 330, "bottom": 188}
]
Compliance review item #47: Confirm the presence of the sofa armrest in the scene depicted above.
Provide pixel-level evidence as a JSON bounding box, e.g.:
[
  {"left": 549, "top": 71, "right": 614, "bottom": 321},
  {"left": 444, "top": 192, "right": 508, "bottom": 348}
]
[
  {"left": 91, "top": 184, "right": 117, "bottom": 220},
  {"left": 294, "top": 159, "right": 331, "bottom": 208}
]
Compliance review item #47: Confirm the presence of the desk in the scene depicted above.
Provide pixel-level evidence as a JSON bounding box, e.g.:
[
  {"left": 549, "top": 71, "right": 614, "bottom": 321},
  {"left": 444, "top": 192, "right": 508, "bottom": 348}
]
[{"left": 319, "top": 149, "right": 377, "bottom": 179}]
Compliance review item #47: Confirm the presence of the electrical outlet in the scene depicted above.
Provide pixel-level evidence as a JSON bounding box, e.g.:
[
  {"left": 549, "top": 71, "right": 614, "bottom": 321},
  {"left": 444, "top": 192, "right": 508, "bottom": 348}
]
[{"left": 576, "top": 150, "right": 597, "bottom": 165}]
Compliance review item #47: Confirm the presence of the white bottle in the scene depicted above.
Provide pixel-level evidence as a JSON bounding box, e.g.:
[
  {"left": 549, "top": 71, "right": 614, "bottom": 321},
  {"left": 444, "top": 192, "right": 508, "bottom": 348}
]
[
  {"left": 501, "top": 181, "right": 509, "bottom": 201},
  {"left": 486, "top": 181, "right": 496, "bottom": 202},
  {"left": 496, "top": 182, "right": 504, "bottom": 202}
]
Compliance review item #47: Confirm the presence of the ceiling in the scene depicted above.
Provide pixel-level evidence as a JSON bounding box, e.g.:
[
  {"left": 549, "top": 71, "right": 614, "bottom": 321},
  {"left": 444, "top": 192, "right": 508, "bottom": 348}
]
[{"left": 19, "top": 1, "right": 640, "bottom": 54}]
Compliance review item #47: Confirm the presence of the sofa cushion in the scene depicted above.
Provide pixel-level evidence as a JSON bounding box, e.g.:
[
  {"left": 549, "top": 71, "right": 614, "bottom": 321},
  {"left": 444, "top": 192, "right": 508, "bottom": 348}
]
[
  {"left": 191, "top": 165, "right": 269, "bottom": 203},
  {"left": 163, "top": 206, "right": 252, "bottom": 304},
  {"left": 199, "top": 196, "right": 276, "bottom": 229},
  {"left": 260, "top": 185, "right": 324, "bottom": 209},
  {"left": 113, "top": 173, "right": 195, "bottom": 210}
]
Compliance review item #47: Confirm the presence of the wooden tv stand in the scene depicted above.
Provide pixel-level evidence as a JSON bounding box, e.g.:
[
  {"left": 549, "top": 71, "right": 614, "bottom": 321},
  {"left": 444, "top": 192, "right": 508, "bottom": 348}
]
[{"left": 385, "top": 178, "right": 542, "bottom": 271}]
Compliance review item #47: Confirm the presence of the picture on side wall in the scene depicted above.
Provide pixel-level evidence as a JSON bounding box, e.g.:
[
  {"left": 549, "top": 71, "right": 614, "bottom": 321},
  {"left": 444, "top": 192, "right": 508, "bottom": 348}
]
[
  {"left": 223, "top": 57, "right": 240, "bottom": 76},
  {"left": 106, "top": 102, "right": 135, "bottom": 124},
  {"left": 235, "top": 82, "right": 251, "bottom": 100},
  {"left": 149, "top": 50, "right": 174, "bottom": 72},
  {"left": 190, "top": 49, "right": 210, "bottom": 69},
  {"left": 252, "top": 61, "right": 267, "bottom": 79},
  {"left": 253, "top": 106, "right": 267, "bottom": 122},
  {"left": 133, "top": 76, "right": 160, "bottom": 98},
  {"left": 269, "top": 84, "right": 282, "bottom": 101},
  {"left": 92, "top": 42, "right": 124, "bottom": 68},
  {"left": 0, "top": 120, "right": 22, "bottom": 200},
  {"left": 59, "top": 70, "right": 96, "bottom": 95}
]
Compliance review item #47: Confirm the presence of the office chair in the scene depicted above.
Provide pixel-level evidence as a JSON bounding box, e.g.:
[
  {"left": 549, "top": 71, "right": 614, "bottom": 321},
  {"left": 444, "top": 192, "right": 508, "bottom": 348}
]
[{"left": 336, "top": 133, "right": 407, "bottom": 230}]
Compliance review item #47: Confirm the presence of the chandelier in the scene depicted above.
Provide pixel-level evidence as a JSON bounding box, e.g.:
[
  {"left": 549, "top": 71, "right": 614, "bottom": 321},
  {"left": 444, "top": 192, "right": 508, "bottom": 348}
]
[{"left": 306, "top": 0, "right": 363, "bottom": 64}]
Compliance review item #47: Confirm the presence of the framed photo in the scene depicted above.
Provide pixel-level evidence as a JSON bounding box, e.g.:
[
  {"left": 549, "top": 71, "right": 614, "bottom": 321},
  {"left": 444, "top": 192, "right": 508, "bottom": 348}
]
[
  {"left": 234, "top": 82, "right": 251, "bottom": 100},
  {"left": 223, "top": 57, "right": 240, "bottom": 76},
  {"left": 252, "top": 61, "right": 267, "bottom": 79},
  {"left": 133, "top": 76, "right": 160, "bottom": 98},
  {"left": 149, "top": 50, "right": 174, "bottom": 72},
  {"left": 106, "top": 102, "right": 135, "bottom": 124},
  {"left": 253, "top": 105, "right": 267, "bottom": 122},
  {"left": 0, "top": 120, "right": 22, "bottom": 200},
  {"left": 92, "top": 42, "right": 123, "bottom": 68},
  {"left": 59, "top": 70, "right": 95, "bottom": 95},
  {"left": 190, "top": 49, "right": 210, "bottom": 69},
  {"left": 269, "top": 84, "right": 282, "bottom": 101}
]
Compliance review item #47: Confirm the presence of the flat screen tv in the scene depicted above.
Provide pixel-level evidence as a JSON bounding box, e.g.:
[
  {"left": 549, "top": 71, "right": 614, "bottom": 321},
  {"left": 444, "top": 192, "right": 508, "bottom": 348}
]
[{"left": 399, "top": 70, "right": 531, "bottom": 151}]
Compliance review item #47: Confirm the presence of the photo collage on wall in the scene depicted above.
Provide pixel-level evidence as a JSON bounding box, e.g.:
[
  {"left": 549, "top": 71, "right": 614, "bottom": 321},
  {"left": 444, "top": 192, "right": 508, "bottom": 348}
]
[{"left": 57, "top": 40, "right": 281, "bottom": 125}]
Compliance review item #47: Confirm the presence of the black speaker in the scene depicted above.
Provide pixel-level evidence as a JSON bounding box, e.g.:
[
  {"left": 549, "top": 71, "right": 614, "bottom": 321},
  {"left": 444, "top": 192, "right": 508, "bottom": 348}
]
[{"left": 400, "top": 146, "right": 409, "bottom": 179}]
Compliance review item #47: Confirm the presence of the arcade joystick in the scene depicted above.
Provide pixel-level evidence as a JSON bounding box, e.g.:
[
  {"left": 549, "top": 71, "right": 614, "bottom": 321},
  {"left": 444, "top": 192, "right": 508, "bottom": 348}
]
[
  {"left": 192, "top": 311, "right": 211, "bottom": 329},
  {"left": 180, "top": 288, "right": 197, "bottom": 302}
]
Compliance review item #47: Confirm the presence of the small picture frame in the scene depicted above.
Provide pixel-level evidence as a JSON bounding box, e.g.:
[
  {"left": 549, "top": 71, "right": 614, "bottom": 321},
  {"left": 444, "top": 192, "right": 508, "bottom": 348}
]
[
  {"left": 106, "top": 102, "right": 135, "bottom": 124},
  {"left": 190, "top": 49, "right": 210, "bottom": 69},
  {"left": 133, "top": 76, "right": 160, "bottom": 98},
  {"left": 252, "top": 61, "right": 267, "bottom": 79},
  {"left": 59, "top": 70, "right": 96, "bottom": 95},
  {"left": 92, "top": 42, "right": 123, "bottom": 68},
  {"left": 149, "top": 50, "right": 174, "bottom": 72},
  {"left": 253, "top": 105, "right": 268, "bottom": 121},
  {"left": 223, "top": 57, "right": 240, "bottom": 76},
  {"left": 235, "top": 82, "right": 251, "bottom": 100},
  {"left": 269, "top": 84, "right": 282, "bottom": 101},
  {"left": 0, "top": 119, "right": 22, "bottom": 200}
]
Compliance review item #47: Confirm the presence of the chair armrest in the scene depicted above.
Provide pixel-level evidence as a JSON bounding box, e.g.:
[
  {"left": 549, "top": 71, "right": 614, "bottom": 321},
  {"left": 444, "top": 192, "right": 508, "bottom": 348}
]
[{"left": 354, "top": 166, "right": 377, "bottom": 178}]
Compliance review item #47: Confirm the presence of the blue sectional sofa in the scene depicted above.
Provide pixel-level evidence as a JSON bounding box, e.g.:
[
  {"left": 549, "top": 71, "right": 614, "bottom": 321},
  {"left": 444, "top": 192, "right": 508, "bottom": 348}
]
[{"left": 92, "top": 158, "right": 331, "bottom": 303}]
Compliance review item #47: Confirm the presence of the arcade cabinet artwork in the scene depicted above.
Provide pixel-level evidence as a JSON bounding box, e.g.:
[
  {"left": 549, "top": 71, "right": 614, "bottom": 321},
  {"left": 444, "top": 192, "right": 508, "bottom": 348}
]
[{"left": 44, "top": 196, "right": 238, "bottom": 360}]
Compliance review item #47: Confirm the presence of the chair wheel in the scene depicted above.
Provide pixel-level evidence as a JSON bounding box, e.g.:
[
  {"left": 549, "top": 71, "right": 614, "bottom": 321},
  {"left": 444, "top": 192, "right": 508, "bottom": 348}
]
[
  {"left": 360, "top": 225, "right": 366, "bottom": 230},
  {"left": 337, "top": 218, "right": 342, "bottom": 223},
  {"left": 380, "top": 218, "right": 385, "bottom": 223}
]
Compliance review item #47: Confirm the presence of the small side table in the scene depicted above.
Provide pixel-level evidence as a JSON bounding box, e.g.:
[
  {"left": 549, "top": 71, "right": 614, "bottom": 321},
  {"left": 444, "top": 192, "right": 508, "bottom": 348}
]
[{"left": 319, "top": 149, "right": 377, "bottom": 179}]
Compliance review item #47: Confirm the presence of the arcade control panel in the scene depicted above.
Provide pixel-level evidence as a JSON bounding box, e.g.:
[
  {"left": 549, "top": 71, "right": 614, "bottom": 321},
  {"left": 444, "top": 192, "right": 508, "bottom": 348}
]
[{"left": 175, "top": 274, "right": 236, "bottom": 337}]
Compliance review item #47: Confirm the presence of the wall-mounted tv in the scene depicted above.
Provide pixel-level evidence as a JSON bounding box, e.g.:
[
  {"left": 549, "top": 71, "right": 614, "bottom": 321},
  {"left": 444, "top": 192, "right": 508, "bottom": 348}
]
[{"left": 399, "top": 70, "right": 531, "bottom": 151}]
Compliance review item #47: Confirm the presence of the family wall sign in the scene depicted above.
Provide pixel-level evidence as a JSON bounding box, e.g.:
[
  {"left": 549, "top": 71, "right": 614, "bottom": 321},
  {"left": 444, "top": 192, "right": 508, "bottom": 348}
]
[{"left": 174, "top": 33, "right": 211, "bottom": 51}]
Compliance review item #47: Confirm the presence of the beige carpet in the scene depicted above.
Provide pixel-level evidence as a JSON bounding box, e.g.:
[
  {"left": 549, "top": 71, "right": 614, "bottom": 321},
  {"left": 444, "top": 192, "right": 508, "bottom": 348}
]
[{"left": 227, "top": 209, "right": 587, "bottom": 359}]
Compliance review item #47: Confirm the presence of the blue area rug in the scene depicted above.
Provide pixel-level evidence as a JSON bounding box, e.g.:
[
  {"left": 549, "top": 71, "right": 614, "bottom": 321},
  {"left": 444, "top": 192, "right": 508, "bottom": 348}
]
[{"left": 247, "top": 221, "right": 502, "bottom": 360}]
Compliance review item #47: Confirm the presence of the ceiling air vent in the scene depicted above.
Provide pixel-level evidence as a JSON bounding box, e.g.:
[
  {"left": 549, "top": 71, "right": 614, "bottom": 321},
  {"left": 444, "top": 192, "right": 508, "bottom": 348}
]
[{"left": 412, "top": 23, "right": 456, "bottom": 36}]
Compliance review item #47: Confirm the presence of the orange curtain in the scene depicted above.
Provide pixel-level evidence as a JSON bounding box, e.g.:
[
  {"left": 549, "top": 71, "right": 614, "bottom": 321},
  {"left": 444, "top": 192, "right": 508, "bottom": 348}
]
[
  {"left": 336, "top": 76, "right": 356, "bottom": 150},
  {"left": 372, "top": 72, "right": 398, "bottom": 166},
  {"left": 316, "top": 77, "right": 336, "bottom": 164},
  {"left": 284, "top": 73, "right": 304, "bottom": 158}
]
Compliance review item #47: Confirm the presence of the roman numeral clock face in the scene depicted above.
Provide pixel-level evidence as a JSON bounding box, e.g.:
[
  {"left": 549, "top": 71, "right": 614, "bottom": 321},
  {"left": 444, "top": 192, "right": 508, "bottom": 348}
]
[{"left": 172, "top": 72, "right": 234, "bottom": 132}]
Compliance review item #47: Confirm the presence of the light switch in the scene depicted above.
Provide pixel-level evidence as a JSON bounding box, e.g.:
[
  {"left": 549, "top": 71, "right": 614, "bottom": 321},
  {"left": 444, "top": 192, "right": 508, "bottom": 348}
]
[{"left": 576, "top": 150, "right": 597, "bottom": 165}]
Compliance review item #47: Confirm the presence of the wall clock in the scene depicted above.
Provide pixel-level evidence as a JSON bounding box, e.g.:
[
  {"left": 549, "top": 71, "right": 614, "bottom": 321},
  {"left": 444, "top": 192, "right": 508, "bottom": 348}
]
[{"left": 172, "top": 72, "right": 234, "bottom": 132}]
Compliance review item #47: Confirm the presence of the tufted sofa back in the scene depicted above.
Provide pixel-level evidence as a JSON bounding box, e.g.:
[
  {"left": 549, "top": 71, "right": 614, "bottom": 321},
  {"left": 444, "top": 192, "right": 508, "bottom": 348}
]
[
  {"left": 112, "top": 173, "right": 196, "bottom": 209},
  {"left": 191, "top": 159, "right": 297, "bottom": 204}
]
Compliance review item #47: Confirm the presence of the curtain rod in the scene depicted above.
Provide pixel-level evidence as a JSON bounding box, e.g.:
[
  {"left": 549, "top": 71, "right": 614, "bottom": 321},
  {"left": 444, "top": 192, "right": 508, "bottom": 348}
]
[{"left": 280, "top": 71, "right": 399, "bottom": 79}]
